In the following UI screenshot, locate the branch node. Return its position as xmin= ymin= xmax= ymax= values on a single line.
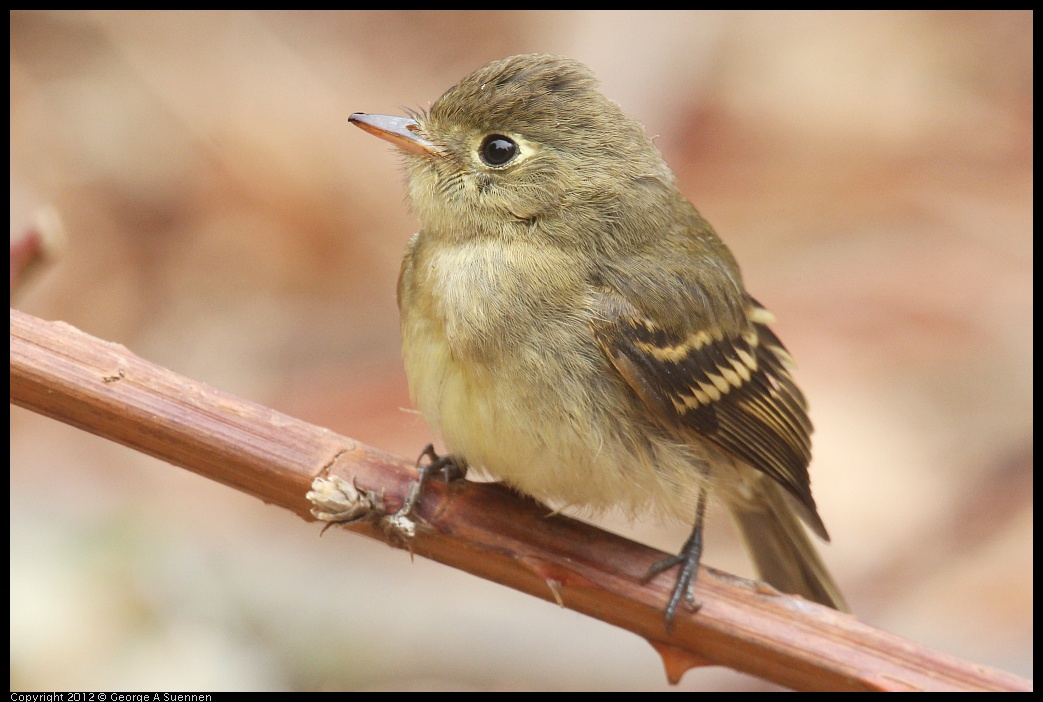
xmin=308 ymin=475 xmax=384 ymax=524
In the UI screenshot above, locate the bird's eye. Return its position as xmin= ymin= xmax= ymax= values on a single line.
xmin=479 ymin=134 xmax=518 ymax=166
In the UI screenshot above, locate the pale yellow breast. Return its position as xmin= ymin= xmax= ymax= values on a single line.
xmin=398 ymin=235 xmax=711 ymax=517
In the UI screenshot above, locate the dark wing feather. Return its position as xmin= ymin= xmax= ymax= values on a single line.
xmin=591 ymin=292 xmax=826 ymax=539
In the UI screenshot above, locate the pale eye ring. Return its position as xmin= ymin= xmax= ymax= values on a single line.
xmin=479 ymin=134 xmax=518 ymax=166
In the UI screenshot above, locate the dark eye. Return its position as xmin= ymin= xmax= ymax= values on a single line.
xmin=479 ymin=134 xmax=518 ymax=166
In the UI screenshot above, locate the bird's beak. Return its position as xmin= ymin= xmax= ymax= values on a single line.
xmin=349 ymin=113 xmax=441 ymax=157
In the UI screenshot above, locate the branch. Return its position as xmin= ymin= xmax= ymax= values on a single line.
xmin=9 ymin=307 xmax=1031 ymax=691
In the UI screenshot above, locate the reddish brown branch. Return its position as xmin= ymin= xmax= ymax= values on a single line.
xmin=9 ymin=308 xmax=1032 ymax=691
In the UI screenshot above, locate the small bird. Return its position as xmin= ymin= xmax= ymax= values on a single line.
xmin=350 ymin=53 xmax=847 ymax=629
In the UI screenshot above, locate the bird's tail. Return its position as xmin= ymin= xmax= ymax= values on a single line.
xmin=729 ymin=477 xmax=849 ymax=611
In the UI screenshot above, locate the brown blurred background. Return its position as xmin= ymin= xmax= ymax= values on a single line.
xmin=10 ymin=10 xmax=1032 ymax=691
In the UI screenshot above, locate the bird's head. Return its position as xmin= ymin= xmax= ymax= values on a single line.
xmin=351 ymin=54 xmax=675 ymax=249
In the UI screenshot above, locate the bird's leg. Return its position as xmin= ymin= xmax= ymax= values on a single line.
xmin=643 ymin=487 xmax=708 ymax=633
xmin=393 ymin=443 xmax=468 ymax=521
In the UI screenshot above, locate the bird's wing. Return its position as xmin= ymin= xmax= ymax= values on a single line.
xmin=590 ymin=290 xmax=826 ymax=539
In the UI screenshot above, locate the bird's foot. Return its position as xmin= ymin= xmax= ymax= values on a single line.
xmin=643 ymin=489 xmax=707 ymax=633
xmin=386 ymin=444 xmax=468 ymax=538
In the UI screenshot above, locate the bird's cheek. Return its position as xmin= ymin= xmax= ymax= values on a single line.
xmin=499 ymin=180 xmax=562 ymax=218
xmin=474 ymin=172 xmax=494 ymax=194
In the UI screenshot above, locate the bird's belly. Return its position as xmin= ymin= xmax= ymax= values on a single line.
xmin=402 ymin=309 xmax=709 ymax=517
xmin=403 ymin=311 xmax=592 ymax=500
xmin=397 ymin=237 xmax=711 ymax=516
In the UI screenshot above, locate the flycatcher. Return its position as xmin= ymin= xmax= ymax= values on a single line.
xmin=350 ymin=53 xmax=847 ymax=628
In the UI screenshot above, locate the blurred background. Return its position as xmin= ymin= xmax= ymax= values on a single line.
xmin=10 ymin=10 xmax=1032 ymax=691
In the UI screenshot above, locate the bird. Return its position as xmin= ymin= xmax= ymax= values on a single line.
xmin=349 ymin=53 xmax=847 ymax=630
